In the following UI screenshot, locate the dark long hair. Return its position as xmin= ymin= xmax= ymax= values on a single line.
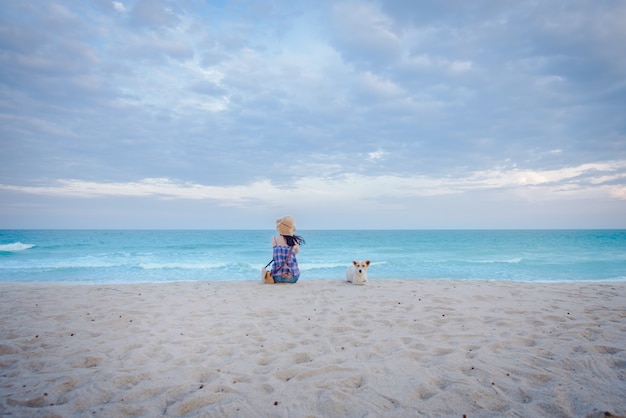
xmin=283 ymin=234 xmax=305 ymax=247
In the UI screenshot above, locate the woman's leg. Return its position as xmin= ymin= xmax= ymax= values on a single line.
xmin=272 ymin=274 xmax=299 ymax=284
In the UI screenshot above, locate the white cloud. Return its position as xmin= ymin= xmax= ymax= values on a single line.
xmin=359 ymin=71 xmax=402 ymax=98
xmin=610 ymin=186 xmax=626 ymax=200
xmin=0 ymin=178 xmax=271 ymax=203
xmin=3 ymin=161 xmax=625 ymax=207
xmin=368 ymin=149 xmax=386 ymax=160
xmin=113 ymin=2 xmax=126 ymax=13
xmin=403 ymin=54 xmax=473 ymax=75
xmin=535 ymin=75 xmax=565 ymax=87
xmin=449 ymin=60 xmax=473 ymax=73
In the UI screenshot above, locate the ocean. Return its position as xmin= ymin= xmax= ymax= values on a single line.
xmin=1 ymin=230 xmax=625 ymax=284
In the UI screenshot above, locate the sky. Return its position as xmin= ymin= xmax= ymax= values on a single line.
xmin=1 ymin=0 xmax=625 ymax=229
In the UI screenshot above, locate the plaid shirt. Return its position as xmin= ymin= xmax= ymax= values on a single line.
xmin=271 ymin=245 xmax=299 ymax=277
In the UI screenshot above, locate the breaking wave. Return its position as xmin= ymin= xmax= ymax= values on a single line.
xmin=0 ymin=242 xmax=35 ymax=252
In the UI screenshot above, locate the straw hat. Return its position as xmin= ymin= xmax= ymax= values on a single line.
xmin=276 ymin=216 xmax=296 ymax=236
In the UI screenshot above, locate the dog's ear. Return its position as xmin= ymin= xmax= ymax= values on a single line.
xmin=352 ymin=261 xmax=359 ymax=266
xmin=365 ymin=260 xmax=371 ymax=266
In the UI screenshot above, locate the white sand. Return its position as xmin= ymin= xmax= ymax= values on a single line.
xmin=1 ymin=280 xmax=625 ymax=417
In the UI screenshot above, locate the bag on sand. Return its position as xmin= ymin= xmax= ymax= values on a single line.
xmin=262 ymin=260 xmax=274 ymax=284
xmin=261 ymin=267 xmax=274 ymax=284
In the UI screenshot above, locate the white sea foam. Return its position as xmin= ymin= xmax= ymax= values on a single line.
xmin=0 ymin=242 xmax=35 ymax=252
xmin=299 ymin=262 xmax=348 ymax=270
xmin=139 ymin=262 xmax=228 ymax=270
xmin=475 ymin=257 xmax=523 ymax=264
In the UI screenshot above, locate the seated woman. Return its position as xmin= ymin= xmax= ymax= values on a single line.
xmin=269 ymin=216 xmax=305 ymax=284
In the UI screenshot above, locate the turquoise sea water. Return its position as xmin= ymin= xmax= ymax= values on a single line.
xmin=1 ymin=230 xmax=625 ymax=284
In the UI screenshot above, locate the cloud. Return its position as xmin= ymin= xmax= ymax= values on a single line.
xmin=3 ymin=161 xmax=624 ymax=208
xmin=112 ymin=2 xmax=126 ymax=13
xmin=130 ymin=0 xmax=180 ymax=28
xmin=331 ymin=0 xmax=402 ymax=65
xmin=368 ymin=149 xmax=386 ymax=161
xmin=0 ymin=1 xmax=625 ymax=228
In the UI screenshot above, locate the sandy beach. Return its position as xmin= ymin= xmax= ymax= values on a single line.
xmin=1 ymin=279 xmax=625 ymax=417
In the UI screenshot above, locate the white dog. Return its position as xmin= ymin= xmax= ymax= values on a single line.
xmin=346 ymin=260 xmax=370 ymax=284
